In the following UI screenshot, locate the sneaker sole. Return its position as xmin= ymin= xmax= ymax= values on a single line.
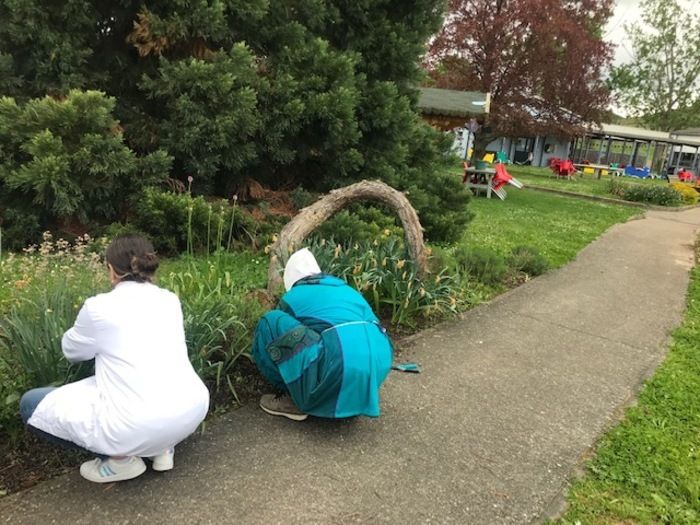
xmin=80 ymin=461 xmax=147 ymax=483
xmin=152 ymin=459 xmax=174 ymax=472
xmin=259 ymin=403 xmax=308 ymax=421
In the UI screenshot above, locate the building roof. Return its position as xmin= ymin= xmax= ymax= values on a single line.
xmin=417 ymin=87 xmax=490 ymax=117
xmin=590 ymin=123 xmax=700 ymax=147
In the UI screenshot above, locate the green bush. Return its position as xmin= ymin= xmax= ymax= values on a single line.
xmin=289 ymin=186 xmax=317 ymax=210
xmin=608 ymin=179 xmax=682 ymax=206
xmin=161 ymin=255 xmax=266 ymax=399
xmin=0 ymin=234 xmax=108 ymax=444
xmin=507 ymin=246 xmax=550 ymax=277
xmin=302 ymin=237 xmax=465 ymax=327
xmin=384 ymin=133 xmax=475 ymax=244
xmin=130 ymin=188 xmax=273 ymax=256
xmin=0 ymin=90 xmax=172 ymax=248
xmin=316 ymin=205 xmax=403 ymax=244
xmin=453 ymin=246 xmax=508 ymax=286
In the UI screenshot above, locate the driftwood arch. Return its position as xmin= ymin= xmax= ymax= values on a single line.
xmin=267 ymin=180 xmax=428 ymax=295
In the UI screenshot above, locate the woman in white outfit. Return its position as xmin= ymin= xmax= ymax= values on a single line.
xmin=20 ymin=235 xmax=210 ymax=483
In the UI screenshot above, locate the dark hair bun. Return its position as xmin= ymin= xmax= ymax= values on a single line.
xmin=106 ymin=234 xmax=158 ymax=283
xmin=131 ymin=252 xmax=159 ymax=278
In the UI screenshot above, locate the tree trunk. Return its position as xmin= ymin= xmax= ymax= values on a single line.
xmin=267 ymin=180 xmax=428 ymax=295
xmin=471 ymin=132 xmax=498 ymax=162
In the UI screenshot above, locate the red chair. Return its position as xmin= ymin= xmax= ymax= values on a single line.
xmin=490 ymin=164 xmax=524 ymax=199
xmin=678 ymin=169 xmax=695 ymax=183
xmin=551 ymin=159 xmax=575 ymax=179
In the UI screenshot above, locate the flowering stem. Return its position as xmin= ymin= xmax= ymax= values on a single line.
xmin=227 ymin=195 xmax=238 ymax=252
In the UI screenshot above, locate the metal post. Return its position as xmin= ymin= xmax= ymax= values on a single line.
xmin=604 ymin=136 xmax=613 ymax=164
xmin=675 ymin=144 xmax=683 ymax=171
xmin=596 ymin=136 xmax=605 ymax=164
xmin=645 ymin=140 xmax=655 ymax=168
xmin=692 ymin=146 xmax=699 ymax=173
xmin=630 ymin=141 xmax=639 ymax=166
xmin=665 ymin=143 xmax=675 ymax=174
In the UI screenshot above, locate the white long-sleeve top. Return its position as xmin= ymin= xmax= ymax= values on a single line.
xmin=28 ymin=281 xmax=210 ymax=457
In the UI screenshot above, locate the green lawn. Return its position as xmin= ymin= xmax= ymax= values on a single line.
xmin=554 ymin=256 xmax=700 ymax=524
xmin=508 ymin=165 xmax=667 ymax=200
xmin=461 ymin=186 xmax=639 ymax=268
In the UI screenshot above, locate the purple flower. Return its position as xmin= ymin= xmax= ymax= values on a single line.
xmin=187 ymin=175 xmax=194 ymax=183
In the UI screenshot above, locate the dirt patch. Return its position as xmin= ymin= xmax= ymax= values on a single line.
xmin=0 ymin=436 xmax=89 ymax=496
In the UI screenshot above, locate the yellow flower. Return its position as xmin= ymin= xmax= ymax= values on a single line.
xmin=426 ymin=247 xmax=433 ymax=256
xmin=382 ymin=257 xmax=387 ymax=267
xmin=396 ymin=259 xmax=405 ymax=269
xmin=419 ymin=287 xmax=426 ymax=297
xmin=382 ymin=229 xmax=391 ymax=237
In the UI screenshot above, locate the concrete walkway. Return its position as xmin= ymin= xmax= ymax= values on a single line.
xmin=3 ymin=208 xmax=700 ymax=525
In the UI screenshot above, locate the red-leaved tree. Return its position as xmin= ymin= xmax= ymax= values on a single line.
xmin=426 ymin=0 xmax=614 ymax=157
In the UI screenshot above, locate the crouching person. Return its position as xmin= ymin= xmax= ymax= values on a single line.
xmin=20 ymin=235 xmax=210 ymax=483
xmin=253 ymin=248 xmax=393 ymax=421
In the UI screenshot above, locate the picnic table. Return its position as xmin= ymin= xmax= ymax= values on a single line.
xmin=464 ymin=166 xmax=497 ymax=199
xmin=573 ymin=163 xmax=624 ymax=179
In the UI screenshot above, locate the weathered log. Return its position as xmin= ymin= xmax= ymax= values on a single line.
xmin=267 ymin=180 xmax=427 ymax=295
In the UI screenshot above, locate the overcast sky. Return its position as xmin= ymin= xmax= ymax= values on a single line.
xmin=604 ymin=0 xmax=643 ymax=66
xmin=604 ymin=0 xmax=698 ymax=66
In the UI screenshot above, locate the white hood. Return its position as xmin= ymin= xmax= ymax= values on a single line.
xmin=284 ymin=248 xmax=322 ymax=291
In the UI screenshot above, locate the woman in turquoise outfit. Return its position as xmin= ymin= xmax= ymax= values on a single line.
xmin=253 ymin=248 xmax=393 ymax=421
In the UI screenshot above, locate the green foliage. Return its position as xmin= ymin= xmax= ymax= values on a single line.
xmin=305 ymin=237 xmax=466 ymax=328
xmin=316 ymin=205 xmax=403 ymax=244
xmin=670 ymin=182 xmax=700 ymax=205
xmin=0 ymin=0 xmax=454 ymax=240
xmin=288 ymin=186 xmax=317 ymax=210
xmin=130 ymin=188 xmax=272 ymax=255
xmin=453 ymin=246 xmax=508 ymax=286
xmin=160 ymin=254 xmax=266 ymax=400
xmin=0 ymin=239 xmax=268 ymax=444
xmin=609 ymin=178 xmax=682 ymax=206
xmin=139 ymin=45 xmax=260 ymax=193
xmin=0 ymin=234 xmax=108 ymax=443
xmin=556 ymin=261 xmax=700 ymax=524
xmin=610 ymin=0 xmax=700 ymax=131
xmin=507 ymin=246 xmax=549 ymax=277
xmin=0 ymin=90 xmax=171 ymax=247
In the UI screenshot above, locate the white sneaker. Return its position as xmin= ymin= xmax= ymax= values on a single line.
xmin=80 ymin=457 xmax=146 ymax=483
xmin=151 ymin=448 xmax=175 ymax=471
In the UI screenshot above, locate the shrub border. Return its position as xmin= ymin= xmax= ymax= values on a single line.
xmin=524 ymin=185 xmax=699 ymax=212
